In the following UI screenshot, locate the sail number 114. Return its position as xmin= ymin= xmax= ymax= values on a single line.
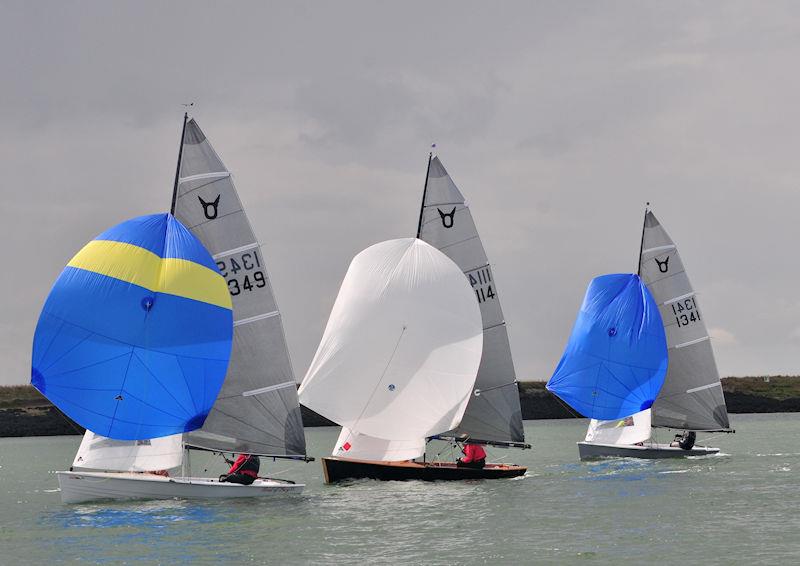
xmin=671 ymin=296 xmax=701 ymax=327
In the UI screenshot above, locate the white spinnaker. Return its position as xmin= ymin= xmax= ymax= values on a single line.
xmin=332 ymin=427 xmax=425 ymax=461
xmin=299 ymin=238 xmax=483 ymax=441
xmin=584 ymin=409 xmax=652 ymax=446
xmin=72 ymin=431 xmax=183 ymax=472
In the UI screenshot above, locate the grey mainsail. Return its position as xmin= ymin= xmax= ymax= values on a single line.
xmin=175 ymin=118 xmax=307 ymax=457
xmin=417 ymin=155 xmax=525 ymax=444
xmin=639 ymin=211 xmax=730 ymax=431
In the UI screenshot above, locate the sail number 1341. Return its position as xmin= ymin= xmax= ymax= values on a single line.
xmin=671 ymin=296 xmax=701 ymax=328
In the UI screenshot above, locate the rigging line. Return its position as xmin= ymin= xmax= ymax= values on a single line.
xmin=551 ymin=390 xmax=583 ymax=419
xmin=50 ymin=404 xmax=85 ymax=436
xmin=350 ymin=325 xmax=407 ymax=436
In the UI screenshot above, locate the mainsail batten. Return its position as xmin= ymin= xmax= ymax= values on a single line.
xmin=639 ymin=211 xmax=731 ymax=432
xmin=417 ymin=156 xmax=524 ymax=444
xmin=176 ymin=118 xmax=307 ymax=457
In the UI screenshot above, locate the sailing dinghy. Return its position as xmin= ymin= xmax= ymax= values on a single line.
xmin=54 ymin=115 xmax=311 ymax=503
xmin=303 ymin=155 xmax=527 ymax=482
xmin=547 ymin=210 xmax=732 ymax=460
xmin=575 ymin=210 xmax=732 ymax=459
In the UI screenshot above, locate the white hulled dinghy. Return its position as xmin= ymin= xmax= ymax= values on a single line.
xmin=304 ymin=155 xmax=527 ymax=483
xmin=575 ymin=210 xmax=733 ymax=460
xmin=547 ymin=274 xmax=671 ymax=460
xmin=57 ymin=115 xmax=311 ymax=503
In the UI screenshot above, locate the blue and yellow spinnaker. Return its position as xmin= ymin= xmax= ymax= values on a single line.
xmin=31 ymin=213 xmax=233 ymax=440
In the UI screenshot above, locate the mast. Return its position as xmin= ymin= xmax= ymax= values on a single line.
xmin=170 ymin=112 xmax=189 ymax=215
xmin=415 ymin=152 xmax=433 ymax=238
xmin=637 ymin=202 xmax=649 ymax=276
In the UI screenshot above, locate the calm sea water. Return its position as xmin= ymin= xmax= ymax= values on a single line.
xmin=1 ymin=414 xmax=798 ymax=565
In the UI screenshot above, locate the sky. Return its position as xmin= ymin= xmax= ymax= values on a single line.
xmin=2 ymin=1 xmax=799 ymax=386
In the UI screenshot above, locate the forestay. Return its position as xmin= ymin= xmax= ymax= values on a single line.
xmin=299 ymin=238 xmax=484 ymax=441
xmin=417 ymin=156 xmax=524 ymax=444
xmin=639 ymin=211 xmax=730 ymax=431
xmin=73 ymin=431 xmax=183 ymax=473
xmin=547 ymin=274 xmax=668 ymax=420
xmin=585 ymin=409 xmax=652 ymax=446
xmin=175 ymin=118 xmax=307 ymax=457
xmin=333 ymin=427 xmax=426 ymax=461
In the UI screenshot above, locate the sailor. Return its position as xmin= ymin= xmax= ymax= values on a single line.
xmin=456 ymin=443 xmax=487 ymax=469
xmin=670 ymin=431 xmax=696 ymax=450
xmin=219 ymin=453 xmax=260 ymax=485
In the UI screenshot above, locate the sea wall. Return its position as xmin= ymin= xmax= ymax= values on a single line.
xmin=2 ymin=377 xmax=799 ymax=437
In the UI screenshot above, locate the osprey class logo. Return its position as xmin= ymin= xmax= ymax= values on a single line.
xmin=655 ymin=256 xmax=670 ymax=273
xmin=437 ymin=207 xmax=456 ymax=229
xmin=198 ymin=194 xmax=221 ymax=220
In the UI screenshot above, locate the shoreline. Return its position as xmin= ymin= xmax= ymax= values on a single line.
xmin=2 ymin=376 xmax=798 ymax=438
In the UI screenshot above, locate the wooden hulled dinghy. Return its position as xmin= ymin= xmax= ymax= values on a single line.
xmin=320 ymin=457 xmax=526 ymax=483
xmin=300 ymin=154 xmax=530 ymax=483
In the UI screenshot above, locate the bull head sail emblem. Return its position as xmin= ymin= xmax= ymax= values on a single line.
xmin=655 ymin=256 xmax=670 ymax=273
xmin=198 ymin=194 xmax=221 ymax=220
xmin=437 ymin=207 xmax=456 ymax=229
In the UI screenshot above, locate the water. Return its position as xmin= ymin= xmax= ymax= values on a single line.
xmin=1 ymin=414 xmax=797 ymax=565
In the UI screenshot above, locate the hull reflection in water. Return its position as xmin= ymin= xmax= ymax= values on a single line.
xmin=57 ymin=471 xmax=303 ymax=504
xmin=321 ymin=457 xmax=526 ymax=483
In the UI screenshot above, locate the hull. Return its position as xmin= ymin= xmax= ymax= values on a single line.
xmin=57 ymin=471 xmax=304 ymax=504
xmin=578 ymin=441 xmax=720 ymax=461
xmin=321 ymin=457 xmax=526 ymax=484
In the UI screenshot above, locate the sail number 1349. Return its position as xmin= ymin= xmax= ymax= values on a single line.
xmin=216 ymin=251 xmax=266 ymax=296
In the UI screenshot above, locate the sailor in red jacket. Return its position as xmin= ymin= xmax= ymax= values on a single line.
xmin=219 ymin=453 xmax=260 ymax=485
xmin=456 ymin=443 xmax=487 ymax=469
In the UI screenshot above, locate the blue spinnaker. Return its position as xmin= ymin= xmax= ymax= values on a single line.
xmin=31 ymin=214 xmax=233 ymax=440
xmin=546 ymin=274 xmax=667 ymax=420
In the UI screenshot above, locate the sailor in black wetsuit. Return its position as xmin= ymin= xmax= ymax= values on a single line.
xmin=670 ymin=431 xmax=696 ymax=450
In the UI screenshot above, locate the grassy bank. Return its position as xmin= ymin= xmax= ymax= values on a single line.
xmin=2 ymin=376 xmax=799 ymax=437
